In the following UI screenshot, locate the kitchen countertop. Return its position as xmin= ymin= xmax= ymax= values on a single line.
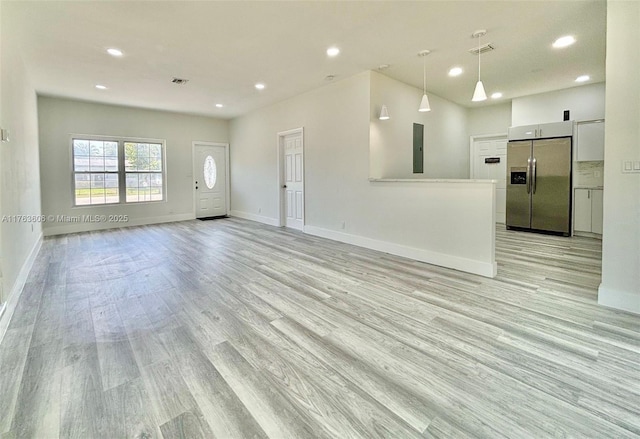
xmin=574 ymin=185 xmax=604 ymax=189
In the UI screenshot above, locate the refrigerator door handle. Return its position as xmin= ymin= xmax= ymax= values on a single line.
xmin=532 ymin=158 xmax=538 ymax=194
xmin=526 ymin=157 xmax=532 ymax=194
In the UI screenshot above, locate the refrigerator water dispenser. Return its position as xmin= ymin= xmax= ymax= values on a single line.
xmin=510 ymin=169 xmax=527 ymax=185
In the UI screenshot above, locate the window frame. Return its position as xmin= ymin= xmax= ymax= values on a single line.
xmin=70 ymin=134 xmax=167 ymax=207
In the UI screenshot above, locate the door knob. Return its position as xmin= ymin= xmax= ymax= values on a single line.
xmin=282 ymin=184 xmax=287 ymax=188
xmin=195 ymin=186 xmax=198 ymax=190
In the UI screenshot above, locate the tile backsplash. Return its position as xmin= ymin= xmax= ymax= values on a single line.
xmin=574 ymin=161 xmax=604 ymax=187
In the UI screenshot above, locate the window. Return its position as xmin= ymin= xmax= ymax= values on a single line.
xmin=203 ymin=155 xmax=217 ymax=189
xmin=72 ymin=137 xmax=165 ymax=206
xmin=73 ymin=139 xmax=120 ymax=205
xmin=124 ymin=142 xmax=164 ymax=202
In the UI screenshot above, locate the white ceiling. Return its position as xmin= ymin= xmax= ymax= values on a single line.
xmin=4 ymin=1 xmax=606 ymax=119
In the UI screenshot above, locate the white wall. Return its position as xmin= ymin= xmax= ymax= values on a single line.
xmin=512 ymin=82 xmax=605 ymax=126
xmin=0 ymin=0 xmax=4 ymax=306
xmin=369 ymin=71 xmax=469 ymax=179
xmin=0 ymin=7 xmax=43 ymax=308
xmin=467 ymin=102 xmax=512 ymax=137
xmin=598 ymin=0 xmax=640 ymax=314
xmin=230 ymin=72 xmax=371 ymax=228
xmin=230 ymin=71 xmax=496 ymax=277
xmin=38 ymin=97 xmax=228 ymax=235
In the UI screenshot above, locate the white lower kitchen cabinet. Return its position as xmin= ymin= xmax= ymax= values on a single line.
xmin=574 ymin=188 xmax=603 ymax=235
xmin=591 ymin=189 xmax=603 ymax=234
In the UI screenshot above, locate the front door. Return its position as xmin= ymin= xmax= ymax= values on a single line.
xmin=194 ymin=143 xmax=227 ymax=219
xmin=282 ymin=131 xmax=304 ymax=230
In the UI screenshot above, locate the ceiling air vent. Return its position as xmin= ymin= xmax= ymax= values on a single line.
xmin=171 ymin=77 xmax=189 ymax=85
xmin=469 ymin=43 xmax=495 ymax=55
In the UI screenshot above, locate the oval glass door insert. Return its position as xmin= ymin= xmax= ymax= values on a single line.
xmin=204 ymin=155 xmax=217 ymax=189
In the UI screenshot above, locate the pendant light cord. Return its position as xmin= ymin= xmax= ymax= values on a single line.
xmin=477 ymin=33 xmax=482 ymax=81
xmin=423 ymin=55 xmax=427 ymax=93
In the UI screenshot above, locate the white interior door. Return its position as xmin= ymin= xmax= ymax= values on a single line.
xmin=282 ymin=131 xmax=304 ymax=230
xmin=194 ymin=143 xmax=227 ymax=219
xmin=472 ymin=136 xmax=507 ymax=223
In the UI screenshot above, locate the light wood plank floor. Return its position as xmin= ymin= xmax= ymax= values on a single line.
xmin=1 ymin=218 xmax=639 ymax=438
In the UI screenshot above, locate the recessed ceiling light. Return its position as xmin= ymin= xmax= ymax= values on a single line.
xmin=552 ymin=36 xmax=576 ymax=48
xmin=491 ymin=92 xmax=503 ymax=99
xmin=215 ymin=103 xmax=224 ymax=108
xmin=107 ymin=48 xmax=123 ymax=57
xmin=378 ymin=64 xmax=390 ymax=70
xmin=448 ymin=67 xmax=463 ymax=77
xmin=575 ymin=75 xmax=590 ymax=82
xmin=326 ymin=47 xmax=340 ymax=57
xmin=255 ymin=83 xmax=265 ymax=90
xmin=95 ymin=84 xmax=107 ymax=90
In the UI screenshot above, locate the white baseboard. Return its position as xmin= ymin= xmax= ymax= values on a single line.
xmin=0 ymin=233 xmax=43 ymax=344
xmin=230 ymin=210 xmax=280 ymax=227
xmin=598 ymin=284 xmax=640 ymax=315
xmin=573 ymin=230 xmax=603 ymax=240
xmin=42 ymin=213 xmax=195 ymax=236
xmin=303 ymin=225 xmax=497 ymax=278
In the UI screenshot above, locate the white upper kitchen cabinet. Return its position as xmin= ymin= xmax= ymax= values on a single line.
xmin=576 ymin=120 xmax=605 ymax=161
xmin=508 ymin=121 xmax=573 ymax=140
xmin=538 ymin=121 xmax=574 ymax=138
xmin=508 ymin=124 xmax=539 ymax=140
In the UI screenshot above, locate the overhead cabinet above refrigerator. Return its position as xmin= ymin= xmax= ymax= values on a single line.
xmin=507 ymin=121 xmax=573 ymax=141
xmin=506 ymin=121 xmax=573 ymax=236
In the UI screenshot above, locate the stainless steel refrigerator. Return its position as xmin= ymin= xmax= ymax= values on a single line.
xmin=506 ymin=137 xmax=572 ymax=235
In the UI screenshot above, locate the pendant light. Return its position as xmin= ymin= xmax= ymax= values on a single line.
xmin=379 ymin=104 xmax=390 ymax=120
xmin=418 ymin=50 xmax=431 ymax=112
xmin=472 ymin=30 xmax=487 ymax=102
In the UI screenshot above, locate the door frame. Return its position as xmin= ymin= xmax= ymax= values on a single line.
xmin=276 ymin=127 xmax=304 ymax=228
xmin=192 ymin=141 xmax=230 ymax=218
